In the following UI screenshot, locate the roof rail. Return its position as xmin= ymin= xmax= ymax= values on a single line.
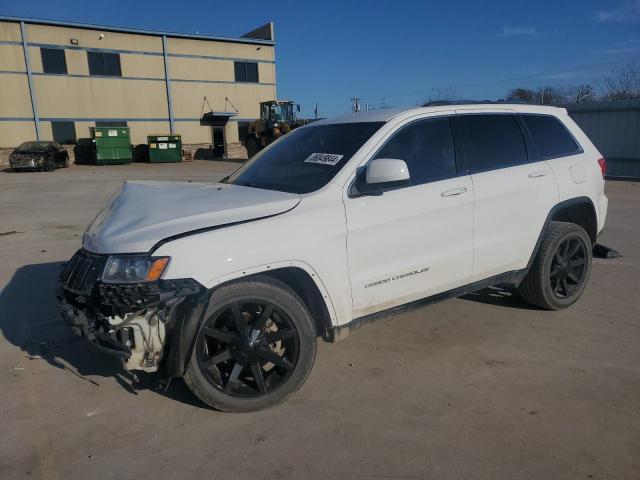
xmin=422 ymin=99 xmax=526 ymax=107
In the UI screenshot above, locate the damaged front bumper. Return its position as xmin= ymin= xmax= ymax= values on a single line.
xmin=56 ymin=249 xmax=203 ymax=373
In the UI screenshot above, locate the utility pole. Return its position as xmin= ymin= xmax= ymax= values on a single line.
xmin=351 ymin=97 xmax=361 ymax=113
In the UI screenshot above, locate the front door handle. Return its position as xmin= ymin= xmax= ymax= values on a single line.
xmin=441 ymin=187 xmax=467 ymax=197
xmin=528 ymin=170 xmax=549 ymax=178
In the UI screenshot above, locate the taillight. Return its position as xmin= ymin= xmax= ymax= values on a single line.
xmin=597 ymin=158 xmax=607 ymax=179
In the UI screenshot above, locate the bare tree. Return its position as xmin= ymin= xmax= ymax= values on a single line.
xmin=505 ymin=84 xmax=595 ymax=105
xmin=600 ymin=63 xmax=640 ymax=100
xmin=558 ymin=84 xmax=596 ymax=104
xmin=507 ymin=88 xmax=537 ymax=103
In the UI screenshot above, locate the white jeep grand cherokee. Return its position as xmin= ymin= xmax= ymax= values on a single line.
xmin=58 ymin=103 xmax=608 ymax=412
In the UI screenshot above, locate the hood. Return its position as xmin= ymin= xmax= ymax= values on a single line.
xmin=83 ymin=181 xmax=300 ymax=254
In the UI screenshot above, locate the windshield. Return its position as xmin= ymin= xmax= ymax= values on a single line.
xmin=272 ymin=104 xmax=283 ymax=120
xmin=229 ymin=122 xmax=384 ymax=194
xmin=17 ymin=141 xmax=51 ymax=152
xmin=270 ymin=103 xmax=294 ymax=122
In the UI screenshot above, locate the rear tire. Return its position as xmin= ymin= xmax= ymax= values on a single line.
xmin=519 ymin=221 xmax=592 ymax=310
xmin=184 ymin=276 xmax=317 ymax=412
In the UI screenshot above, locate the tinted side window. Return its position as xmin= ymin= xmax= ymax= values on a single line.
xmin=52 ymin=121 xmax=76 ymax=144
xmin=374 ymin=117 xmax=456 ymax=186
xmin=456 ymin=115 xmax=527 ymax=173
xmin=41 ymin=48 xmax=67 ymax=74
xmin=521 ymin=114 xmax=581 ymax=159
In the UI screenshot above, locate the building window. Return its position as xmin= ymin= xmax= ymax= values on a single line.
xmin=87 ymin=51 xmax=122 ymax=76
xmin=234 ymin=61 xmax=259 ymax=83
xmin=51 ymin=121 xmax=76 ymax=144
xmin=95 ymin=120 xmax=128 ymax=127
xmin=41 ymin=48 xmax=67 ymax=74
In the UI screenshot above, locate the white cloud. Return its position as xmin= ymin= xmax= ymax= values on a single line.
xmin=595 ymin=0 xmax=640 ymax=23
xmin=602 ymin=38 xmax=640 ymax=54
xmin=502 ymin=25 xmax=537 ymax=36
xmin=603 ymin=47 xmax=640 ymax=54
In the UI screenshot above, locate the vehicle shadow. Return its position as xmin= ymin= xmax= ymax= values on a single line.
xmin=460 ymin=285 xmax=542 ymax=310
xmin=0 ymin=261 xmax=208 ymax=409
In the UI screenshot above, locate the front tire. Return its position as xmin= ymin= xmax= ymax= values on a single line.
xmin=519 ymin=221 xmax=592 ymax=310
xmin=184 ymin=276 xmax=317 ymax=412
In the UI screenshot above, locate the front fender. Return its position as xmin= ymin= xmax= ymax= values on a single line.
xmin=164 ymin=261 xmax=338 ymax=378
xmin=200 ymin=260 xmax=338 ymax=325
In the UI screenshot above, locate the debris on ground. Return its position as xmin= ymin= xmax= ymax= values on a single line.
xmin=0 ymin=230 xmax=24 ymax=236
xmin=593 ymin=243 xmax=623 ymax=258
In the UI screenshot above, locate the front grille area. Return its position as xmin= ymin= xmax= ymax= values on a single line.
xmin=59 ymin=249 xmax=106 ymax=294
xmin=12 ymin=157 xmax=38 ymax=168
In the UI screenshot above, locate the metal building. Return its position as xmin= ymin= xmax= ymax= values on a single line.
xmin=567 ymin=100 xmax=640 ymax=179
xmin=0 ymin=16 xmax=277 ymax=157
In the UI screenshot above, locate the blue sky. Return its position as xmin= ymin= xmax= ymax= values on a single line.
xmin=1 ymin=0 xmax=639 ymax=117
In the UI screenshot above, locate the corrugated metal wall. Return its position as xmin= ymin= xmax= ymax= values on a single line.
xmin=567 ymin=100 xmax=640 ymax=179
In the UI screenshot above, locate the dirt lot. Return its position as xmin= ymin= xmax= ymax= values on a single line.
xmin=1 ymin=162 xmax=638 ymax=480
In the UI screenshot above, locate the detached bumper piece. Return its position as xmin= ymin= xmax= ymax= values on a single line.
xmin=57 ymin=249 xmax=203 ymax=370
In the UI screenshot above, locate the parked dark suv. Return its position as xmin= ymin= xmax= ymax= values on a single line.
xmin=9 ymin=141 xmax=70 ymax=172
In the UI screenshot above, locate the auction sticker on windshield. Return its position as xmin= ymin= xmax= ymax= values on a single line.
xmin=304 ymin=153 xmax=344 ymax=166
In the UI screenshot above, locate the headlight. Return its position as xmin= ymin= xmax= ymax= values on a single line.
xmin=102 ymin=255 xmax=170 ymax=284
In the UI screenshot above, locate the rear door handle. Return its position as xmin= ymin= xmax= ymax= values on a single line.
xmin=441 ymin=187 xmax=467 ymax=197
xmin=528 ymin=170 xmax=549 ymax=178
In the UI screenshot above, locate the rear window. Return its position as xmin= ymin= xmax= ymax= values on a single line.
xmin=454 ymin=114 xmax=528 ymax=173
xmin=521 ymin=114 xmax=581 ymax=159
xmin=17 ymin=141 xmax=51 ymax=152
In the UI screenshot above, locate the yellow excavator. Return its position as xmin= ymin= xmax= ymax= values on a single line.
xmin=244 ymin=100 xmax=307 ymax=157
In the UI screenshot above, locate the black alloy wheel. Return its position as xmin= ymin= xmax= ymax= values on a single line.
xmin=549 ymin=236 xmax=588 ymax=298
xmin=196 ymin=300 xmax=299 ymax=397
xmin=519 ymin=221 xmax=592 ymax=310
xmin=184 ymin=277 xmax=317 ymax=412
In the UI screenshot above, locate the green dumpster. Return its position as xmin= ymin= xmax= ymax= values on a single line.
xmin=90 ymin=127 xmax=132 ymax=165
xmin=147 ymin=134 xmax=182 ymax=163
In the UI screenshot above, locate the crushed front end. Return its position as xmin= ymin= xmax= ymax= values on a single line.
xmin=56 ymin=249 xmax=203 ymax=374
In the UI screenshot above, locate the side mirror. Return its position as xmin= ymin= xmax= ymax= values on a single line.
xmin=356 ymin=158 xmax=410 ymax=195
xmin=296 ymin=104 xmax=301 ymax=112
